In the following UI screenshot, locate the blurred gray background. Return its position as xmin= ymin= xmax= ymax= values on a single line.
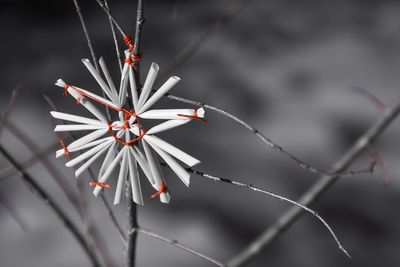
xmin=1 ymin=0 xmax=400 ymax=266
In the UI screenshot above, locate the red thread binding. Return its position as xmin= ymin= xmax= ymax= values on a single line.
xmin=177 ymin=109 xmax=207 ymax=122
xmin=59 ymin=139 xmax=71 ymax=158
xmin=150 ymin=181 xmax=168 ymax=199
xmin=123 ymin=35 xmax=142 ymax=66
xmin=89 ymin=182 xmax=111 ymax=189
xmin=123 ymin=35 xmax=134 ymax=51
xmin=76 ymin=96 xmax=82 ymax=105
xmin=63 ymin=84 xmax=70 ymax=96
xmin=108 ymin=124 xmax=147 ymax=146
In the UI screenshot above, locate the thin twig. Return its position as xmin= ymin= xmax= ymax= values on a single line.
xmin=44 ymin=94 xmax=126 ymax=243
xmin=95 ymin=0 xmax=126 ymax=36
xmin=73 ymin=0 xmax=99 ymax=71
xmin=0 ymin=89 xmax=29 ymax=232
xmin=0 ymin=145 xmax=101 ymax=267
xmin=3 ymin=120 xmax=82 ymax=216
xmin=72 ymin=0 xmax=112 ymax=121
xmin=129 ymin=227 xmax=226 ymax=267
xmin=0 ymin=191 xmax=29 ymax=232
xmin=227 ymin=101 xmax=400 ymax=267
xmin=164 ymin=93 xmax=375 ymax=177
xmin=104 ymin=0 xmax=123 ymax=73
xmin=126 ymin=1 xmax=145 ymax=266
xmin=0 ymin=143 xmax=58 ymax=180
xmin=162 ymin=164 xmax=362 ymax=257
xmin=161 ymin=0 xmax=252 ymax=79
xmin=0 ymin=85 xmax=20 ymax=137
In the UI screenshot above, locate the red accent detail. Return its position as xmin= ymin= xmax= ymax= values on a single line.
xmin=123 ymin=35 xmax=134 ymax=51
xmin=177 ymin=109 xmax=207 ymax=122
xmin=76 ymin=96 xmax=82 ymax=105
xmin=63 ymin=84 xmax=70 ymax=96
xmin=108 ymin=123 xmax=147 ymax=146
xmin=64 ymin=83 xmax=148 ymax=146
xmin=59 ymin=139 xmax=71 ymax=158
xmin=89 ymin=182 xmax=111 ymax=189
xmin=123 ymin=35 xmax=142 ymax=66
xmin=71 ymin=86 xmax=121 ymax=112
xmin=150 ymin=181 xmax=168 ymax=199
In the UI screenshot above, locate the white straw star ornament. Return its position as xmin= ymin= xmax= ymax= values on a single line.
xmin=51 ymin=56 xmax=206 ymax=205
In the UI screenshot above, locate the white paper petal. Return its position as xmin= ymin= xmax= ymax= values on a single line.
xmin=138 ymin=109 xmax=198 ymax=120
xmin=99 ymin=57 xmax=119 ymax=101
xmin=69 ymin=85 xmax=120 ymax=111
xmin=146 ymin=119 xmax=191 ymax=135
xmin=145 ymin=139 xmax=190 ymax=186
xmin=66 ymin=139 xmax=113 ymax=167
xmin=68 ymin=128 xmax=108 ymax=150
xmin=50 ymin=111 xmax=105 ymax=126
xmin=138 ymin=76 xmax=180 ymax=114
xmin=93 ymin=147 xmax=126 ymax=196
xmin=82 ymin=58 xmax=119 ymax=104
xmin=54 ymin=124 xmax=107 ymax=132
xmin=56 ymin=137 xmax=113 ymax=158
xmin=129 ymin=146 xmax=154 ymax=185
xmin=143 ymin=135 xmax=200 ymax=167
xmin=55 ymin=80 xmax=108 ymax=123
xmin=137 ymin=63 xmax=159 ymax=109
xmin=118 ymin=71 xmax=129 ymax=107
xmin=129 ymin=66 xmax=139 ymax=110
xmin=142 ymin=140 xmax=170 ymax=203
xmin=99 ymin=142 xmax=118 ymax=177
xmin=128 ymin=152 xmax=144 ymax=205
xmin=121 ymin=52 xmax=130 ymax=82
xmin=75 ymin=143 xmax=112 ymax=177
xmin=128 ymin=125 xmax=140 ymax=136
xmin=113 ymin=149 xmax=129 ymax=205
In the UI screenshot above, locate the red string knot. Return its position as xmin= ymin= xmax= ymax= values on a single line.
xmin=177 ymin=108 xmax=207 ymax=122
xmin=63 ymin=84 xmax=70 ymax=96
xmin=59 ymin=139 xmax=71 ymax=158
xmin=123 ymin=35 xmax=134 ymax=51
xmin=89 ymin=182 xmax=111 ymax=189
xmin=150 ymin=181 xmax=168 ymax=199
xmin=123 ymin=35 xmax=142 ymax=66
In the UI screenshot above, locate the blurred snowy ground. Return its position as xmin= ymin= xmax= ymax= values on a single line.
xmin=1 ymin=0 xmax=400 ymax=266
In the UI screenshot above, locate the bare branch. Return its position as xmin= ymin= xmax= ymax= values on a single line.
xmin=104 ymin=0 xmax=123 ymax=73
xmin=129 ymin=227 xmax=226 ymax=267
xmin=43 ymin=94 xmax=126 ymax=243
xmin=164 ymin=93 xmax=375 ymax=177
xmin=0 ymin=192 xmax=29 ymax=232
xmin=227 ymin=101 xmax=400 ymax=267
xmin=3 ymin=120 xmax=83 ymax=215
xmin=72 ymin=0 xmax=112 ymax=121
xmin=162 ymin=164 xmax=356 ymax=257
xmin=161 ymin=0 xmax=252 ymax=79
xmin=0 ymin=144 xmax=102 ymax=267
xmin=126 ymin=1 xmax=145 ymax=266
xmin=72 ymin=0 xmax=99 ymax=71
xmin=94 ymin=0 xmax=126 ymax=36
xmin=0 ymin=85 xmax=20 ymax=137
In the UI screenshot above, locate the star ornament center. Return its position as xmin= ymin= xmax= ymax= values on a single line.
xmin=51 ymin=50 xmax=206 ymax=205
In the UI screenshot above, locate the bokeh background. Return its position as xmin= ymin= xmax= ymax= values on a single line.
xmin=1 ymin=0 xmax=400 ymax=266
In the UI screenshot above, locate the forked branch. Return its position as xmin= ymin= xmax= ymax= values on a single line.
xmin=227 ymin=101 xmax=400 ymax=267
